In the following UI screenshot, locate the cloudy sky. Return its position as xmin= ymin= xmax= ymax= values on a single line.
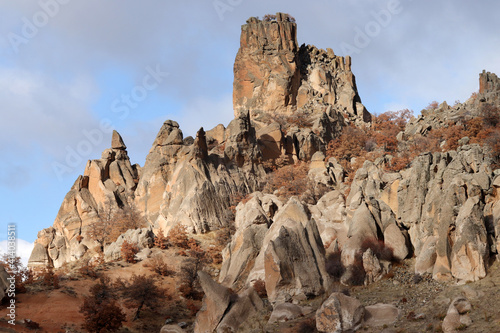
xmin=0 ymin=0 xmax=499 ymax=265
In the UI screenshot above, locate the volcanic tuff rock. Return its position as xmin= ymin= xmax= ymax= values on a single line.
xmin=233 ymin=13 xmax=370 ymax=164
xmin=233 ymin=13 xmax=370 ymax=125
xmin=29 ymin=131 xmax=139 ymax=269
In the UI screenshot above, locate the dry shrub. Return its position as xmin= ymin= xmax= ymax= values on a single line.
xmin=346 ymin=257 xmax=366 ymax=286
xmin=373 ymin=109 xmax=413 ymax=152
xmin=186 ymin=299 xmax=201 ymax=316
xmin=80 ymin=276 xmax=125 ymax=333
xmin=121 ymin=240 xmax=139 ymax=264
xmin=325 ymin=250 xmax=344 ymax=281
xmin=252 ymin=279 xmax=267 ymax=298
xmin=293 ymin=317 xmax=318 ymax=333
xmin=25 ymin=319 xmax=41 ymax=330
xmin=89 ymin=204 xmax=147 ymax=250
xmin=178 ymin=258 xmax=204 ymax=300
xmin=360 ymin=238 xmax=394 ymax=262
xmin=114 ymin=274 xmax=167 ymax=321
xmin=264 ymin=162 xmax=310 ymax=199
xmin=42 ymin=268 xmax=60 ymax=289
xmin=426 ymin=101 xmax=439 ymax=111
xmin=168 ymin=224 xmax=190 ymax=249
xmin=145 ymin=255 xmax=172 ymax=277
xmin=79 ymin=261 xmax=100 ymax=280
xmin=154 ymin=227 xmax=168 ymax=250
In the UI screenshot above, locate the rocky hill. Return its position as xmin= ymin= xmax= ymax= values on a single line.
xmin=5 ymin=12 xmax=500 ymax=333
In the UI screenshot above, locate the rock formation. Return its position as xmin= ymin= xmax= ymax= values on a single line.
xmin=233 ymin=13 xmax=371 ymax=163
xmin=233 ymin=13 xmax=370 ymax=125
xmin=29 ymin=131 xmax=140 ymax=269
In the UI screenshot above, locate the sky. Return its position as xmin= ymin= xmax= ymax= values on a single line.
xmin=0 ymin=0 xmax=499 ymax=266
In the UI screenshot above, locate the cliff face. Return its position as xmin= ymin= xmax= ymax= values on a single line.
xmin=233 ymin=13 xmax=371 ymax=126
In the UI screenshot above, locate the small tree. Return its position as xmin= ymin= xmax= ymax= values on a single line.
xmin=80 ymin=276 xmax=125 ymax=333
xmin=115 ymin=274 xmax=166 ymax=321
xmin=121 ymin=240 xmax=139 ymax=263
xmin=154 ymin=227 xmax=168 ymax=249
xmin=168 ymin=224 xmax=190 ymax=249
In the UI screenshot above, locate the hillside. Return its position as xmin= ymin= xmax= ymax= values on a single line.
xmin=1 ymin=12 xmax=500 ymax=333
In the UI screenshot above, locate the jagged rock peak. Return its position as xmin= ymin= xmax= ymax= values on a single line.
xmin=111 ymin=130 xmax=127 ymax=150
xmin=479 ymin=70 xmax=500 ymax=105
xmin=233 ymin=12 xmax=370 ymax=126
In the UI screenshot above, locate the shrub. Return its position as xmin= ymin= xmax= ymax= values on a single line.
xmin=373 ymin=109 xmax=413 ymax=153
xmin=42 ymin=268 xmax=60 ymax=289
xmin=186 ymin=299 xmax=200 ymax=316
xmin=360 ymin=238 xmax=394 ymax=262
xmin=178 ymin=258 xmax=204 ymax=300
xmin=253 ymin=279 xmax=267 ymax=298
xmin=325 ymin=251 xmax=345 ymax=281
xmin=80 ymin=276 xmax=125 ymax=333
xmin=264 ymin=162 xmax=310 ymax=200
xmin=293 ymin=317 xmax=318 ymax=333
xmin=145 ymin=255 xmax=172 ymax=277
xmin=121 ymin=240 xmax=139 ymax=263
xmin=426 ymin=101 xmax=439 ymax=111
xmin=114 ymin=274 xmax=167 ymax=321
xmin=154 ymin=227 xmax=168 ymax=250
xmin=169 ymin=224 xmax=190 ymax=249
xmin=25 ymin=319 xmax=41 ymax=330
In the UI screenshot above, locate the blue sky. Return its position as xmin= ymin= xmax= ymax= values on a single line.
xmin=0 ymin=0 xmax=499 ymax=264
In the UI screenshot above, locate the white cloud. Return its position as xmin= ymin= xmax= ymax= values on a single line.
xmin=0 ymin=239 xmax=34 ymax=267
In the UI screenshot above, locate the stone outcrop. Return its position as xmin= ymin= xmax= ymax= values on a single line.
xmin=233 ymin=13 xmax=370 ymax=125
xmin=315 ymin=292 xmax=365 ymax=333
xmin=220 ymin=196 xmax=331 ymax=303
xmin=479 ymin=70 xmax=500 ymax=105
xmin=404 ymin=70 xmax=500 ymax=139
xmin=233 ymin=13 xmax=370 ymax=163
xmin=194 ymin=271 xmax=264 ymax=333
xmin=103 ymin=228 xmax=155 ymax=261
xmin=442 ymin=297 xmax=472 ymax=333
xmin=29 ymin=131 xmax=139 ymax=269
xmin=135 ymin=119 xmax=266 ymax=235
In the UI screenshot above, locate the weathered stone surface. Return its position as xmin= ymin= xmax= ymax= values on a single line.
xmin=216 ymin=287 xmax=264 ymax=332
xmin=363 ymin=303 xmax=399 ymax=327
xmin=268 ymin=303 xmax=307 ymax=323
xmin=160 ymin=325 xmax=185 ymax=333
xmin=194 ymin=271 xmax=233 ymax=333
xmin=415 ymin=236 xmax=438 ymax=274
xmin=450 ymin=197 xmax=489 ymax=282
xmin=264 ymin=218 xmax=329 ymax=303
xmin=29 ymin=131 xmax=141 ymax=269
xmin=219 ymin=193 xmax=281 ymax=288
xmin=442 ymin=297 xmax=472 ymax=333
xmin=316 ymin=293 xmax=364 ymax=333
xmin=103 ymin=228 xmax=155 ymax=261
xmin=111 ymin=130 xmax=127 ymax=150
xmin=195 ymin=272 xmax=264 ymax=333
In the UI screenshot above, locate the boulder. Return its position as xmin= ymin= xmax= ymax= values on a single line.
xmin=450 ymin=197 xmax=489 ymax=282
xmin=268 ymin=303 xmax=308 ymax=323
xmin=194 ymin=271 xmax=233 ymax=333
xmin=104 ymin=228 xmax=154 ymax=261
xmin=316 ymin=292 xmax=364 ymax=333
xmin=442 ymin=297 xmax=472 ymax=333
